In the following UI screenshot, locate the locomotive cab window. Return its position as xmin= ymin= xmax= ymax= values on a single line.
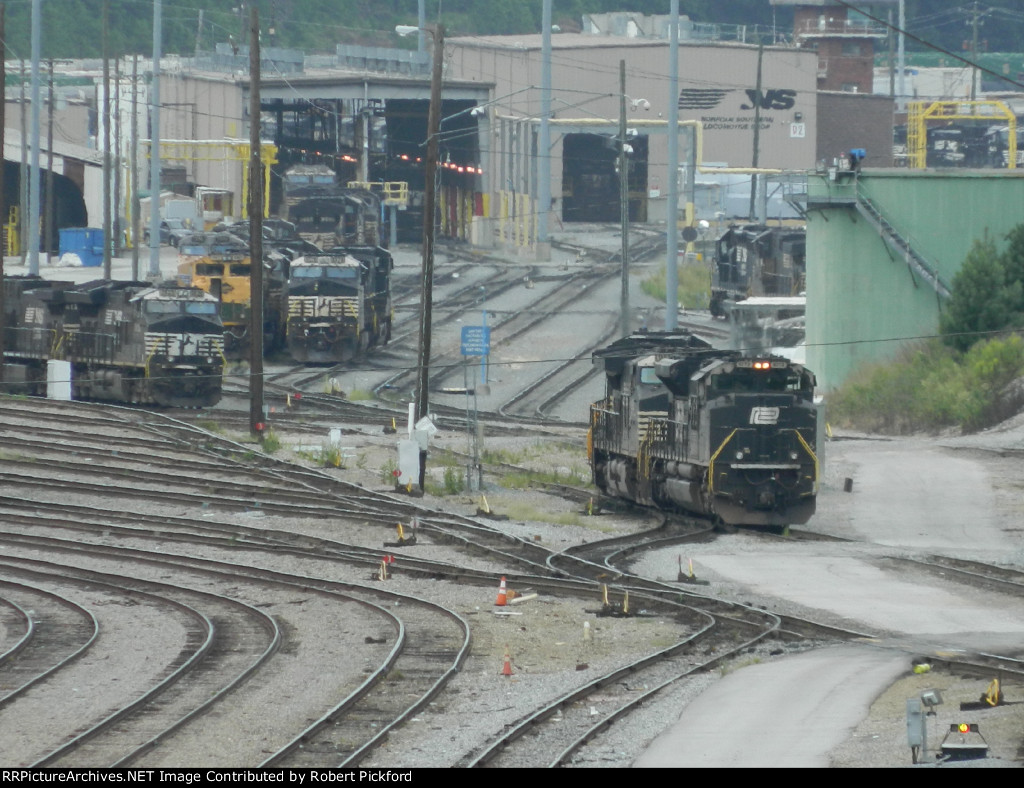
xmin=144 ymin=300 xmax=219 ymax=316
xmin=639 ymin=367 xmax=660 ymax=387
xmin=144 ymin=301 xmax=181 ymax=315
xmin=184 ymin=302 xmax=219 ymax=315
xmin=291 ymin=266 xmax=358 ymax=280
xmin=711 ymin=369 xmax=803 ymax=393
xmin=195 ymin=263 xmax=225 ymax=277
xmin=229 ymin=264 xmax=251 ymax=276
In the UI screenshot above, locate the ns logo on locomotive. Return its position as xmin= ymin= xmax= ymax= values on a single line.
xmin=588 ymin=332 xmax=821 ymax=529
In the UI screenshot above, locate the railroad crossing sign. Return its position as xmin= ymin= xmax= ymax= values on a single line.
xmin=461 ymin=325 xmax=490 ymax=356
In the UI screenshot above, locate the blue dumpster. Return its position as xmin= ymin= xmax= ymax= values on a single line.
xmin=59 ymin=228 xmax=105 ymax=267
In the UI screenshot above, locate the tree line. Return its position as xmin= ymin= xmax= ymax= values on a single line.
xmin=1 ymin=1 xmax=1019 ymax=61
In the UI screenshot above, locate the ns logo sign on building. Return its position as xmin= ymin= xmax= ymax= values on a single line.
xmin=678 ymin=87 xmax=800 ymax=133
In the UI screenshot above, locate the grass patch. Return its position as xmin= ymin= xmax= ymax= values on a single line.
xmin=295 ymin=445 xmax=348 ymax=468
xmin=483 ymin=441 xmax=578 ymax=466
xmin=501 ymin=466 xmax=592 ymax=489
xmin=640 ymin=260 xmax=711 ymax=310
xmin=260 ymin=430 xmax=282 ymax=453
xmin=497 ymin=500 xmax=589 ymax=528
xmin=380 ymin=458 xmax=398 ymax=484
xmin=425 ymin=459 xmax=465 ymax=496
xmin=721 ymin=656 xmax=762 ymax=676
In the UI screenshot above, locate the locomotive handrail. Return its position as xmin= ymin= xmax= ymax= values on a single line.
xmin=793 ymin=428 xmax=820 ymax=494
xmin=706 ymin=428 xmax=738 ymax=495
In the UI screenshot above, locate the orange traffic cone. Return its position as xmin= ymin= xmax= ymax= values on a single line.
xmin=501 ymin=647 xmax=513 ymax=677
xmin=495 ymin=576 xmax=508 ymax=606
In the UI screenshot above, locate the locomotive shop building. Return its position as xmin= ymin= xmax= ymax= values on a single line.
xmin=3 ymin=27 xmax=890 ymax=255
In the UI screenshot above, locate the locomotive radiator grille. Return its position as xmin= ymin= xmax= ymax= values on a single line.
xmin=288 ymin=296 xmax=358 ymax=318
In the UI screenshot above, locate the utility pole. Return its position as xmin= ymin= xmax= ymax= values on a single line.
xmin=195 ymin=9 xmax=204 ymax=57
xmin=100 ymin=0 xmax=111 ymax=276
xmin=19 ymin=59 xmax=26 ymax=265
xmin=114 ymin=57 xmax=122 ymax=258
xmin=665 ymin=0 xmax=680 ymax=331
xmin=414 ymin=23 xmax=444 ymax=491
xmin=748 ymin=41 xmax=764 ymax=221
xmin=28 ymin=0 xmax=41 ymax=276
xmin=537 ymin=0 xmax=551 ymax=251
xmin=897 ymin=0 xmax=906 ymax=112
xmin=0 ymin=4 xmax=6 ymax=386
xmin=130 ymin=54 xmax=139 ymax=280
xmin=969 ymin=1 xmax=983 ymax=101
xmin=149 ymin=0 xmax=162 ymax=279
xmin=619 ymin=59 xmax=630 ymax=338
xmin=248 ymin=6 xmax=265 ymax=439
xmin=45 ymin=59 xmax=54 ymax=257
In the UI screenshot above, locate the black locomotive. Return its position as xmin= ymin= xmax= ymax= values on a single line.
xmin=284 ymin=245 xmax=393 ymax=364
xmin=2 ymin=277 xmax=224 ymax=407
xmin=710 ymin=224 xmax=806 ymax=318
xmin=588 ymin=331 xmax=820 ymax=529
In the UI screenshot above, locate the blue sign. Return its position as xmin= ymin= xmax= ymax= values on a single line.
xmin=461 ymin=325 xmax=490 ymax=356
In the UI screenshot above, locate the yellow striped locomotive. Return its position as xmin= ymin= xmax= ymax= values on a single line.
xmin=2 ymin=277 xmax=224 ymax=407
xmin=285 ymin=246 xmax=392 ymax=363
xmin=588 ymin=332 xmax=820 ymax=529
xmin=176 ymin=231 xmax=287 ymax=360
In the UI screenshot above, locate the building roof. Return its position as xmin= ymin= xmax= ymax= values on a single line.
xmin=769 ymin=0 xmax=898 ymax=6
xmin=446 ymin=32 xmax=766 ymax=52
xmin=447 ymin=32 xmax=663 ymax=51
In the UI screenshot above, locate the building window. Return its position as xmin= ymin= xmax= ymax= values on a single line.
xmin=842 ymin=42 xmax=863 ymax=56
xmin=841 ymin=83 xmax=860 ymax=93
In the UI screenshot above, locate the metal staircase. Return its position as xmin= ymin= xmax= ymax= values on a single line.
xmin=854 ymin=190 xmax=950 ymax=299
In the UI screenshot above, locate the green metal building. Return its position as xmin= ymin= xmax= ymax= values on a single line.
xmin=805 ymin=168 xmax=1024 ymax=392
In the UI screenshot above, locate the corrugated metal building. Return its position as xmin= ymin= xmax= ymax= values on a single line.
xmin=805 ymin=168 xmax=1024 ymax=391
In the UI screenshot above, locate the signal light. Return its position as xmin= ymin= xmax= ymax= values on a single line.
xmin=254 ymin=422 xmax=266 ymax=432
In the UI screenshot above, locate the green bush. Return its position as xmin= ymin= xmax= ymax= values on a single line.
xmin=380 ymin=458 xmax=399 ymax=484
xmin=827 ymin=336 xmax=1024 ymax=434
xmin=260 ymin=430 xmax=282 ymax=453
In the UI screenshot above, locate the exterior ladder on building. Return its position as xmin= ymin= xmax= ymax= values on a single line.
xmin=854 ymin=190 xmax=950 ymax=300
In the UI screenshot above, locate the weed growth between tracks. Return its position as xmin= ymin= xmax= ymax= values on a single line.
xmin=641 ymin=261 xmax=712 ymax=310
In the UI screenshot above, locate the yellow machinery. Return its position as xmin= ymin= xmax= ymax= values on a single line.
xmin=906 ymin=100 xmax=1016 ymax=169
